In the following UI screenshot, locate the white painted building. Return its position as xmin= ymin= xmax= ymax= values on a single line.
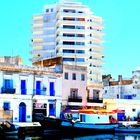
xmin=102 ymin=75 xmax=138 ymax=99
xmin=0 ymin=63 xmax=62 ymax=122
xmin=132 ymin=68 xmax=140 ymax=97
xmin=104 ymin=99 xmax=140 ymax=121
xmin=30 ymin=0 xmax=104 ymax=100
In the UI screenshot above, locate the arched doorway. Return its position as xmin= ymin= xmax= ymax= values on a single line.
xmin=19 ymin=102 xmax=26 ymax=122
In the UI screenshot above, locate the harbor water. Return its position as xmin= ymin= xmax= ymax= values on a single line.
xmin=2 ymin=133 xmax=140 ymax=140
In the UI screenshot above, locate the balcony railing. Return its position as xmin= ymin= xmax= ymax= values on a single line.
xmin=1 ymin=87 xmax=16 ymax=94
xmin=33 ymin=89 xmax=46 ymax=95
xmin=87 ymin=98 xmax=103 ymax=103
xmin=68 ymin=96 xmax=82 ymax=102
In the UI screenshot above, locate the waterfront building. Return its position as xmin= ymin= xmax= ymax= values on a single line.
xmin=30 ymin=0 xmax=104 ymax=102
xmin=62 ymin=64 xmax=87 ymax=109
xmin=104 ymin=99 xmax=140 ymax=121
xmin=0 ymin=63 xmax=62 ymax=122
xmin=102 ymin=75 xmax=135 ymax=99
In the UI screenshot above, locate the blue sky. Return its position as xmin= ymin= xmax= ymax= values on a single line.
xmin=0 ymin=0 xmax=140 ymax=78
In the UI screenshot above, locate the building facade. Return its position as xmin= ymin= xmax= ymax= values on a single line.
xmin=30 ymin=0 xmax=104 ymax=100
xmin=104 ymin=99 xmax=140 ymax=121
xmin=62 ymin=64 xmax=87 ymax=109
xmin=102 ymin=75 xmax=135 ymax=99
xmin=0 ymin=63 xmax=62 ymax=122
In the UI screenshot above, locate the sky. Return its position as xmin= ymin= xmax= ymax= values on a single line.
xmin=0 ymin=0 xmax=140 ymax=79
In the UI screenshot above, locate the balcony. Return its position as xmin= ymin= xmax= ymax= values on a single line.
xmin=87 ymin=98 xmax=103 ymax=103
xmin=68 ymin=96 xmax=82 ymax=102
xmin=33 ymin=89 xmax=46 ymax=95
xmin=1 ymin=87 xmax=16 ymax=94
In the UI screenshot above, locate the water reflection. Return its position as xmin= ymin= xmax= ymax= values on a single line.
xmin=3 ymin=133 xmax=140 ymax=140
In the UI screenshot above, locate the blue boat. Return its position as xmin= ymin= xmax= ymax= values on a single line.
xmin=115 ymin=124 xmax=140 ymax=133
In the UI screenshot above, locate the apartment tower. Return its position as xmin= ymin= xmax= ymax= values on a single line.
xmin=30 ymin=0 xmax=104 ymax=101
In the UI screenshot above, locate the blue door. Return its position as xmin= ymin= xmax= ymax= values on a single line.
xmin=36 ymin=81 xmax=41 ymax=95
xmin=49 ymin=104 xmax=56 ymax=116
xmin=19 ymin=102 xmax=26 ymax=122
xmin=21 ymin=80 xmax=26 ymax=95
xmin=50 ymin=82 xmax=55 ymax=96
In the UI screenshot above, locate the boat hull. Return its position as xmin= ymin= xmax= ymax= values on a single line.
xmin=115 ymin=127 xmax=140 ymax=133
xmin=61 ymin=121 xmax=118 ymax=134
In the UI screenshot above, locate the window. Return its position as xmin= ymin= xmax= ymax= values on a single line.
xmin=70 ymin=88 xmax=78 ymax=97
xmin=64 ymin=73 xmax=68 ymax=80
xmin=72 ymin=73 xmax=76 ymax=80
xmin=3 ymin=102 xmax=10 ymax=110
xmin=75 ymin=58 xmax=85 ymax=62
xmin=50 ymin=82 xmax=55 ymax=96
xmin=78 ymin=11 xmax=83 ymax=13
xmin=132 ymin=109 xmax=136 ymax=112
xmin=63 ymin=41 xmax=75 ymax=45
xmin=81 ymin=74 xmax=85 ymax=81
xmin=76 ymin=50 xmax=85 ymax=54
xmin=63 ymin=33 xmax=75 ymax=37
xmin=63 ymin=50 xmax=75 ymax=53
xmin=4 ymin=79 xmax=13 ymax=88
xmin=75 ymin=42 xmax=85 ymax=45
xmin=46 ymin=9 xmax=49 ymax=12
xmin=51 ymin=8 xmax=53 ymax=12
xmin=63 ymin=25 xmax=75 ymax=29
xmin=76 ymin=26 xmax=85 ymax=29
xmin=63 ymin=58 xmax=74 ymax=62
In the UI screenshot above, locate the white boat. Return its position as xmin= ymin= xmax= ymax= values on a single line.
xmin=61 ymin=109 xmax=120 ymax=134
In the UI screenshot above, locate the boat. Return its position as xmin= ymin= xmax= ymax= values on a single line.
xmin=33 ymin=113 xmax=63 ymax=131
xmin=61 ymin=112 xmax=119 ymax=134
xmin=115 ymin=124 xmax=140 ymax=133
xmin=0 ymin=121 xmax=19 ymax=135
xmin=33 ymin=109 xmax=120 ymax=134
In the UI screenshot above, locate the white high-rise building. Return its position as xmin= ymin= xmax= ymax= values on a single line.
xmin=30 ymin=0 xmax=104 ymax=100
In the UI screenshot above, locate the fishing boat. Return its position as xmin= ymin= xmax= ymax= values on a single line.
xmin=34 ymin=109 xmax=120 ymax=134
xmin=61 ymin=111 xmax=119 ymax=134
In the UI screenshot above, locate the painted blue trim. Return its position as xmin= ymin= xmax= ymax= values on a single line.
xmin=19 ymin=102 xmax=26 ymax=122
xmin=21 ymin=80 xmax=26 ymax=95
xmin=36 ymin=81 xmax=41 ymax=95
xmin=50 ymin=82 xmax=55 ymax=96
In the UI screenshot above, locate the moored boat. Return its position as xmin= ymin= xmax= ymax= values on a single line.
xmin=0 ymin=121 xmax=19 ymax=135
xmin=33 ymin=109 xmax=120 ymax=134
xmin=61 ymin=111 xmax=119 ymax=134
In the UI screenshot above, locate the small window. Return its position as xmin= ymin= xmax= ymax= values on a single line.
xmin=46 ymin=9 xmax=49 ymax=12
xmin=132 ymin=109 xmax=136 ymax=112
xmin=64 ymin=72 xmax=68 ymax=80
xmin=72 ymin=73 xmax=76 ymax=80
xmin=3 ymin=102 xmax=10 ymax=110
xmin=51 ymin=8 xmax=53 ymax=12
xmin=81 ymin=74 xmax=85 ymax=81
